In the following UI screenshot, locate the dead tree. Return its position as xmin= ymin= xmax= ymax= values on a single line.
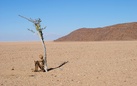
xmin=19 ymin=15 xmax=48 ymax=72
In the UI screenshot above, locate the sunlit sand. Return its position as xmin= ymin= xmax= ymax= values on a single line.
xmin=0 ymin=41 xmax=137 ymax=86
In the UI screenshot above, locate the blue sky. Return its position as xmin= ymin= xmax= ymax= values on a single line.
xmin=0 ymin=0 xmax=137 ymax=41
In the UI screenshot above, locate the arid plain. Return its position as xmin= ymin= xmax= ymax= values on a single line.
xmin=0 ymin=41 xmax=137 ymax=86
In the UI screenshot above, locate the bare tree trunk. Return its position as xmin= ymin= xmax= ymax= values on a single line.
xmin=38 ymin=33 xmax=48 ymax=72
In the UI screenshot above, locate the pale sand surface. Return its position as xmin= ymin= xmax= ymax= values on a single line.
xmin=0 ymin=41 xmax=137 ymax=86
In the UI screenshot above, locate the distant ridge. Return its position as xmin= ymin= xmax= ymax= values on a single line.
xmin=54 ymin=22 xmax=137 ymax=41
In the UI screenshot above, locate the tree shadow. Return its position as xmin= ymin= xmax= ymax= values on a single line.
xmin=48 ymin=61 xmax=69 ymax=72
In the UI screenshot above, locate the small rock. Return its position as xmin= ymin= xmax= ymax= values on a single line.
xmin=54 ymin=75 xmax=57 ymax=77
xmin=11 ymin=67 xmax=14 ymax=70
xmin=124 ymin=80 xmax=126 ymax=82
xmin=96 ymin=77 xmax=99 ymax=79
xmin=29 ymin=75 xmax=35 ymax=77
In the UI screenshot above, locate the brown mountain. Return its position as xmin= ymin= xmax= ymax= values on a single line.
xmin=54 ymin=22 xmax=137 ymax=41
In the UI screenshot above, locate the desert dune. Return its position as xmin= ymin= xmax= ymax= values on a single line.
xmin=0 ymin=41 xmax=137 ymax=86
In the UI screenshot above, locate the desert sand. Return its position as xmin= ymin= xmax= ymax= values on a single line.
xmin=0 ymin=41 xmax=137 ymax=86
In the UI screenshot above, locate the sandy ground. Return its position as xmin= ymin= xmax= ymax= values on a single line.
xmin=0 ymin=41 xmax=137 ymax=86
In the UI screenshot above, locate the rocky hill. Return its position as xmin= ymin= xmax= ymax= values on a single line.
xmin=54 ymin=22 xmax=137 ymax=41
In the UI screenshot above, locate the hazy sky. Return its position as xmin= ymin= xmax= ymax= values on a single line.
xmin=0 ymin=0 xmax=137 ymax=41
